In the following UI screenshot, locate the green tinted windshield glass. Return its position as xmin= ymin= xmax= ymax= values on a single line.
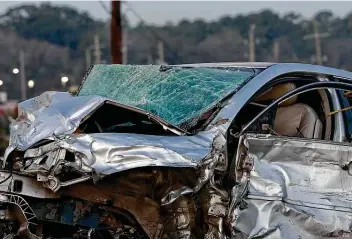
xmin=78 ymin=65 xmax=254 ymax=126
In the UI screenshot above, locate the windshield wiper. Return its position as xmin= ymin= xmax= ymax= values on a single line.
xmin=159 ymin=65 xmax=173 ymax=72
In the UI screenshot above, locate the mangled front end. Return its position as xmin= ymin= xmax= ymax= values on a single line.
xmin=0 ymin=92 xmax=230 ymax=238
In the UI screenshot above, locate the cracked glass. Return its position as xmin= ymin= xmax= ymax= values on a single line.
xmin=78 ymin=65 xmax=254 ymax=126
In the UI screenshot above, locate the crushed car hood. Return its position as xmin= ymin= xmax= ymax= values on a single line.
xmin=4 ymin=91 xmax=222 ymax=175
xmin=3 ymin=92 xmax=226 ymax=205
xmin=5 ymin=91 xmax=105 ymax=154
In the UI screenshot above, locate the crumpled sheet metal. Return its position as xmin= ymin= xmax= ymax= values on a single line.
xmin=4 ymin=91 xmax=218 ymax=163
xmin=20 ymin=129 xmax=226 ymax=205
xmin=232 ymin=134 xmax=352 ymax=238
xmin=234 ymin=199 xmax=352 ymax=238
xmin=3 ymin=91 xmax=228 ymax=206
xmin=3 ymin=87 xmax=235 ymax=167
xmin=5 ymin=91 xmax=105 ymax=159
xmin=161 ymin=131 xmax=227 ymax=206
xmin=55 ymin=129 xmax=218 ymax=176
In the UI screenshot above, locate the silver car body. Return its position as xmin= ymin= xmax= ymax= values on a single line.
xmin=3 ymin=62 xmax=352 ymax=238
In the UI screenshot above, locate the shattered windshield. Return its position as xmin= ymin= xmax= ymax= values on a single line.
xmin=78 ymin=65 xmax=254 ymax=127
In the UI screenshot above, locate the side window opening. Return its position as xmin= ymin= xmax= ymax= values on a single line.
xmin=225 ymin=78 xmax=351 ymax=168
xmin=229 ymin=80 xmax=329 ymax=140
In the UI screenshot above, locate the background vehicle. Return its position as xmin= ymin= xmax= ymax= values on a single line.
xmin=2 ymin=63 xmax=352 ymax=238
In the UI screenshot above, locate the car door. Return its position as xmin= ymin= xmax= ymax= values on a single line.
xmin=231 ymin=134 xmax=352 ymax=238
xmin=228 ymin=82 xmax=352 ymax=238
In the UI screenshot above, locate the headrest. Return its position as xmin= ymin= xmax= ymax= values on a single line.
xmin=254 ymin=83 xmax=297 ymax=107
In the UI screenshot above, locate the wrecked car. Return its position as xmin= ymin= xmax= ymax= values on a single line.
xmin=2 ymin=63 xmax=352 ymax=238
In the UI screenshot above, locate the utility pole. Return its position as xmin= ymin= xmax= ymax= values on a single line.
xmin=303 ymin=19 xmax=330 ymax=65
xmin=85 ymin=35 xmax=105 ymax=68
xmin=94 ymin=34 xmax=101 ymax=64
xmin=122 ymin=29 xmax=128 ymax=64
xmin=157 ymin=41 xmax=165 ymax=64
xmin=111 ymin=0 xmax=122 ymax=64
xmin=313 ymin=20 xmax=322 ymax=65
xmin=249 ymin=24 xmax=256 ymax=62
xmin=19 ymin=50 xmax=26 ymax=100
xmin=85 ymin=48 xmax=92 ymax=69
xmin=147 ymin=53 xmax=152 ymax=64
xmin=273 ymin=39 xmax=280 ymax=62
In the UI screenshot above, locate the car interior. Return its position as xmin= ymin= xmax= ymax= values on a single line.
xmin=230 ymin=77 xmax=333 ymax=141
xmin=76 ymin=102 xmax=176 ymax=135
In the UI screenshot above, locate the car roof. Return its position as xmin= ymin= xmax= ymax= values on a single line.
xmin=87 ymin=62 xmax=352 ymax=82
xmin=171 ymin=62 xmax=352 ymax=80
xmin=173 ymin=62 xmax=275 ymax=69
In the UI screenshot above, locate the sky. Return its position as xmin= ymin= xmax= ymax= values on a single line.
xmin=0 ymin=1 xmax=352 ymax=26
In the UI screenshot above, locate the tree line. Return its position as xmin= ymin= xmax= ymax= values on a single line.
xmin=0 ymin=3 xmax=352 ymax=99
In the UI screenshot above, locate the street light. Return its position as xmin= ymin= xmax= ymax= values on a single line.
xmin=12 ymin=68 xmax=19 ymax=74
xmin=61 ymin=76 xmax=69 ymax=91
xmin=28 ymin=80 xmax=34 ymax=88
xmin=61 ymin=76 xmax=69 ymax=84
xmin=27 ymin=80 xmax=35 ymax=98
xmin=0 ymin=80 xmax=3 ymax=86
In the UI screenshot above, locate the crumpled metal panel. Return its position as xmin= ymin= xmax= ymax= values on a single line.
xmin=4 ymin=91 xmax=218 ymax=163
xmin=55 ymin=130 xmax=218 ymax=176
xmin=231 ymin=134 xmax=352 ymax=238
xmin=3 ymin=91 xmax=227 ymax=206
xmin=5 ymin=91 xmax=105 ymax=157
xmin=17 ymin=129 xmax=225 ymax=202
xmin=161 ymin=132 xmax=227 ymax=206
xmin=234 ymin=199 xmax=352 ymax=238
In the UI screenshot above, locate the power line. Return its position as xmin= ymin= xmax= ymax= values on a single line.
xmin=124 ymin=3 xmax=180 ymax=63
xmin=98 ymin=0 xmax=110 ymax=15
